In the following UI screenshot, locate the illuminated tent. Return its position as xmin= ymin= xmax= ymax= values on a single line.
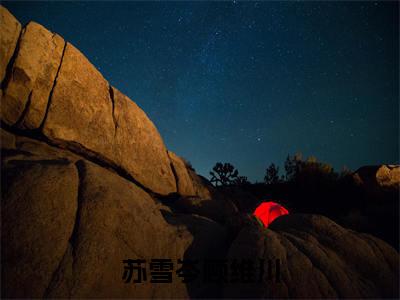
xmin=253 ymin=201 xmax=289 ymax=228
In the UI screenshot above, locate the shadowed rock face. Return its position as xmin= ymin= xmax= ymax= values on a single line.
xmin=2 ymin=159 xmax=78 ymax=298
xmin=224 ymin=214 xmax=399 ymax=298
xmin=1 ymin=129 xmax=229 ymax=298
xmin=43 ymin=160 xmax=191 ymax=298
xmin=1 ymin=6 xmax=398 ymax=299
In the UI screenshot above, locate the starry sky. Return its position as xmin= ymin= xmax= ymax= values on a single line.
xmin=4 ymin=1 xmax=399 ymax=181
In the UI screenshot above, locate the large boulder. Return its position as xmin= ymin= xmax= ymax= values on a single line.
xmin=40 ymin=42 xmax=116 ymax=161
xmin=44 ymin=159 xmax=190 ymax=298
xmin=0 ymin=9 xmax=177 ymax=195
xmin=348 ymin=165 xmax=400 ymax=250
xmin=1 ymin=157 xmax=79 ymax=298
xmin=168 ymin=151 xmax=196 ymax=196
xmin=0 ymin=6 xmax=21 ymax=83
xmin=161 ymin=212 xmax=230 ymax=298
xmin=1 ymin=132 xmax=229 ymax=298
xmin=353 ymin=165 xmax=400 ymax=194
xmin=40 ymin=42 xmax=177 ymax=195
xmin=111 ymin=87 xmax=176 ymax=195
xmin=375 ymin=165 xmax=400 ymax=189
xmin=223 ymin=214 xmax=399 ymax=298
xmin=1 ymin=21 xmax=64 ymax=128
xmin=2 ymin=154 xmax=187 ymax=298
xmin=187 ymin=168 xmax=213 ymax=200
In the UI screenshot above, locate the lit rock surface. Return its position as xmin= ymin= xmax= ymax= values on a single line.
xmin=0 ymin=8 xmax=177 ymax=195
xmin=187 ymin=167 xmax=213 ymax=199
xmin=168 ymin=150 xmax=196 ymax=196
xmin=41 ymin=42 xmax=117 ymax=167
xmin=1 ymin=21 xmax=64 ymax=127
xmin=0 ymin=6 xmax=21 ymax=83
xmin=111 ymin=86 xmax=177 ymax=195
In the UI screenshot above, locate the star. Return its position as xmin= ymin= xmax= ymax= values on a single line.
xmin=9 ymin=1 xmax=395 ymax=182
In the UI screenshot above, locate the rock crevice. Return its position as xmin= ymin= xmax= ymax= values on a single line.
xmin=108 ymin=85 xmax=118 ymax=135
xmin=39 ymin=40 xmax=67 ymax=130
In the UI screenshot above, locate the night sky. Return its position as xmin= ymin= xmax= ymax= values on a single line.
xmin=4 ymin=1 xmax=398 ymax=181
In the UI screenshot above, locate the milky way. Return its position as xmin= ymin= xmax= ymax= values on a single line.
xmin=5 ymin=1 xmax=398 ymax=181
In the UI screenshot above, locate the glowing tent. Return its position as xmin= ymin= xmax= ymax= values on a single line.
xmin=253 ymin=201 xmax=289 ymax=228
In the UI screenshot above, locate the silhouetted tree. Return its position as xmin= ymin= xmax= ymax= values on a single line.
xmin=234 ymin=175 xmax=250 ymax=186
xmin=264 ymin=163 xmax=281 ymax=184
xmin=284 ymin=153 xmax=302 ymax=181
xmin=209 ymin=162 xmax=240 ymax=186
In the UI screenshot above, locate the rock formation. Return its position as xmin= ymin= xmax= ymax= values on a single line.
xmin=353 ymin=164 xmax=400 ymax=195
xmin=0 ymin=4 xmax=20 ymax=83
xmin=0 ymin=7 xmax=178 ymax=196
xmin=1 ymin=6 xmax=398 ymax=298
xmin=224 ymin=214 xmax=399 ymax=298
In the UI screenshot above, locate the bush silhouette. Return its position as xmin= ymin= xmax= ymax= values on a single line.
xmin=284 ymin=153 xmax=336 ymax=183
xmin=234 ymin=175 xmax=250 ymax=186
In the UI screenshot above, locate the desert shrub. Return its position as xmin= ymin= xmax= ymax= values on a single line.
xmin=284 ymin=153 xmax=337 ymax=184
xmin=234 ymin=175 xmax=251 ymax=186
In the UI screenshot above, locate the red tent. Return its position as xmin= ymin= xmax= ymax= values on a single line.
xmin=253 ymin=201 xmax=289 ymax=228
